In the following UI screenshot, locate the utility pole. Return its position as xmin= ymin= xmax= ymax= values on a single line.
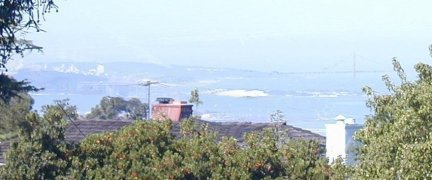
xmin=138 ymin=81 xmax=159 ymax=120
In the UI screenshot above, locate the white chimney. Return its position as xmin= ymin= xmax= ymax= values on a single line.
xmin=335 ymin=115 xmax=346 ymax=124
xmin=326 ymin=115 xmax=363 ymax=165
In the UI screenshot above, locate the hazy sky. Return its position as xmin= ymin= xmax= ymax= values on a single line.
xmin=15 ymin=0 xmax=432 ymax=72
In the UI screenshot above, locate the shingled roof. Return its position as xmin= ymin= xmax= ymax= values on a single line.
xmin=0 ymin=119 xmax=325 ymax=165
xmin=187 ymin=121 xmax=325 ymax=145
xmin=66 ymin=120 xmax=133 ymax=144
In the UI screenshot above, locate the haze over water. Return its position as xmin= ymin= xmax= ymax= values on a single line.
xmin=14 ymin=62 xmax=399 ymax=135
xmin=8 ymin=1 xmax=432 ymax=135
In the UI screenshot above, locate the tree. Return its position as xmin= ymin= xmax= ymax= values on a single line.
xmin=189 ymin=89 xmax=202 ymax=107
xmin=329 ymin=157 xmax=352 ymax=179
xmin=0 ymin=0 xmax=57 ymax=68
xmin=125 ymin=97 xmax=147 ymax=120
xmin=65 ymin=119 xmax=329 ymax=179
xmin=352 ymin=59 xmax=432 ymax=178
xmin=189 ymin=89 xmax=203 ymax=117
xmin=0 ymin=92 xmax=33 ymax=139
xmin=1 ymin=112 xmax=329 ymax=179
xmin=67 ymin=120 xmax=175 ymax=179
xmin=86 ymin=96 xmax=148 ymax=120
xmin=0 ymin=100 xmax=75 ymax=179
xmin=270 ymin=110 xmax=287 ymax=145
xmin=0 ymin=0 xmax=57 ymax=103
xmin=0 ymin=74 xmax=40 ymax=103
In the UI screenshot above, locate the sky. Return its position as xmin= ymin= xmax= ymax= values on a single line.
xmin=12 ymin=0 xmax=432 ymax=72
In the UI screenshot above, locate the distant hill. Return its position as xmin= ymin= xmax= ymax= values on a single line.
xmin=8 ymin=61 xmax=376 ymax=135
xmin=11 ymin=61 xmax=267 ymax=95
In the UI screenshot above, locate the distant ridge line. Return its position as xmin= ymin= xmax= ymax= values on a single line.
xmin=273 ymin=70 xmax=389 ymax=75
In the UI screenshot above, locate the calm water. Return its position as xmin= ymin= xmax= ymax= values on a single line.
xmin=29 ymin=70 xmax=391 ymax=135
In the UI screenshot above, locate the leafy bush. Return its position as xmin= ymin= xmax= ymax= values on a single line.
xmin=352 ymin=60 xmax=432 ymax=178
xmin=1 ymin=102 xmax=329 ymax=179
xmin=66 ymin=119 xmax=329 ymax=179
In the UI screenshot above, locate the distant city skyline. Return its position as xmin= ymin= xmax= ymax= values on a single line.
xmin=11 ymin=0 xmax=432 ymax=73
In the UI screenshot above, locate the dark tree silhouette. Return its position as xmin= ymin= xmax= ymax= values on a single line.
xmin=0 ymin=0 xmax=57 ymax=103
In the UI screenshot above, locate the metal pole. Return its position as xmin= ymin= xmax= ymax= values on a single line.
xmin=147 ymin=81 xmax=150 ymax=120
xmin=138 ymin=81 xmax=158 ymax=120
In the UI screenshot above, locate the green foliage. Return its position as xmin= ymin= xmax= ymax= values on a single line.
xmin=329 ymin=157 xmax=352 ymax=180
xmin=281 ymin=139 xmax=329 ymax=179
xmin=1 ymin=105 xmax=328 ymax=179
xmin=353 ymin=60 xmax=432 ymax=179
xmin=126 ymin=97 xmax=148 ymax=120
xmin=0 ymin=132 xmax=16 ymax=141
xmin=0 ymin=0 xmax=57 ymax=69
xmin=86 ymin=96 xmax=147 ymax=120
xmin=0 ymin=74 xmax=40 ymax=103
xmin=0 ymin=101 xmax=74 ymax=179
xmin=68 ymin=120 xmax=174 ymax=179
xmin=65 ymin=119 xmax=329 ymax=179
xmin=189 ymin=88 xmax=203 ymax=107
xmin=270 ymin=110 xmax=288 ymax=145
xmin=49 ymin=99 xmax=79 ymax=122
xmin=0 ymin=0 xmax=56 ymax=110
xmin=0 ymin=92 xmax=33 ymax=136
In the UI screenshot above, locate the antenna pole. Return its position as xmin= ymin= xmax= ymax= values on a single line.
xmin=138 ymin=81 xmax=159 ymax=120
xmin=147 ymin=82 xmax=150 ymax=119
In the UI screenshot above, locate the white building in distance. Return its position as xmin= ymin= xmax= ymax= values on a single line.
xmin=95 ymin=64 xmax=105 ymax=76
xmin=326 ymin=115 xmax=363 ymax=165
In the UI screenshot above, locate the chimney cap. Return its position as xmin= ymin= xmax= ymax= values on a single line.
xmin=172 ymin=101 xmax=187 ymax=104
xmin=155 ymin=97 xmax=174 ymax=104
xmin=335 ymin=115 xmax=346 ymax=121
